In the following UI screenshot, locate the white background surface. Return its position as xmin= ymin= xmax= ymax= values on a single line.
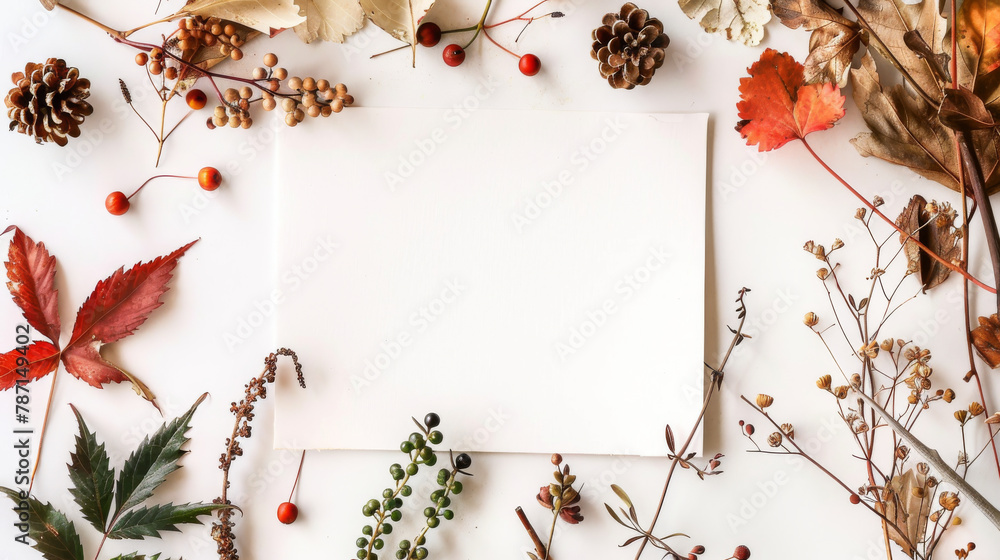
xmin=0 ymin=1 xmax=998 ymax=560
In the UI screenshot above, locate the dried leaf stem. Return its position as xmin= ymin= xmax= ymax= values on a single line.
xmin=631 ymin=287 xmax=750 ymax=560
xmin=799 ymin=138 xmax=995 ymax=293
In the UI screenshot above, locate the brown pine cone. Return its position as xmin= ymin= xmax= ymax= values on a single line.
xmin=591 ymin=3 xmax=669 ymax=90
xmin=5 ymin=58 xmax=93 ymax=146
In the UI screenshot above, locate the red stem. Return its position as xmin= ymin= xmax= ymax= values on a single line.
xmin=288 ymin=450 xmax=306 ymax=502
xmin=482 ymin=29 xmax=518 ymax=58
xmin=127 ymin=174 xmax=196 ymax=199
xmin=800 ymin=138 xmax=996 ymax=294
xmin=485 ymin=0 xmax=548 ymax=28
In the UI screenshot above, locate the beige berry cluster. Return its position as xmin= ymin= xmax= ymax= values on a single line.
xmin=208 ymin=53 xmax=354 ymax=130
xmin=175 ymin=16 xmax=247 ymax=61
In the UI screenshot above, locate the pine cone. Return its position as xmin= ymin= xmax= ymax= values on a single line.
xmin=590 ymin=3 xmax=668 ymax=90
xmin=5 ymin=58 xmax=93 ymax=146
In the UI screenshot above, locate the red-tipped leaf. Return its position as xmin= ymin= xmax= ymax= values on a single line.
xmin=4 ymin=226 xmax=61 ymax=345
xmin=0 ymin=342 xmax=60 ymax=390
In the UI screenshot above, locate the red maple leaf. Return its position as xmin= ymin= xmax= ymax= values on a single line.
xmin=736 ymin=48 xmax=846 ymax=152
xmin=0 ymin=226 xmax=196 ymax=407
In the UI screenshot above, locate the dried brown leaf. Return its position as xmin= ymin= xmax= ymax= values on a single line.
xmin=939 ymin=86 xmax=996 ymax=130
xmin=956 ymin=0 xmax=1000 ymax=114
xmin=850 ymin=53 xmax=1000 ymax=194
xmin=359 ymin=0 xmax=435 ymax=64
xmin=884 ymin=468 xmax=930 ymax=556
xmin=293 ymin=0 xmax=365 ymax=43
xmin=771 ymin=0 xmax=862 ymax=87
xmin=38 ymin=0 xmax=58 ymax=9
xmin=856 ymin=0 xmax=946 ymax=99
xmin=677 ymin=0 xmax=771 ymax=46
xmin=972 ymin=314 xmax=1000 ymax=368
xmin=895 ymin=194 xmax=962 ymax=291
xmin=181 ymin=0 xmax=305 ymax=33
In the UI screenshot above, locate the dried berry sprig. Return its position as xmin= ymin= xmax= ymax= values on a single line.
xmin=516 ymin=453 xmax=583 ymax=560
xmin=607 ymin=287 xmax=752 ymax=560
xmin=213 ymin=348 xmax=306 ymax=560
xmin=399 ymin=450 xmax=473 ymax=560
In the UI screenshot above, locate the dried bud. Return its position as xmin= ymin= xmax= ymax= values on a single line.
xmin=926 ymin=476 xmax=938 ymax=488
xmin=816 ymin=374 xmax=832 ymax=391
xmin=873 ymin=195 xmax=884 ymax=207
xmin=895 ymin=445 xmax=909 ymax=461
xmin=861 ymin=341 xmax=879 ymax=359
xmin=852 ymin=418 xmax=869 ymax=434
xmin=767 ymin=432 xmax=783 ymax=447
xmin=908 ymin=393 xmax=919 ymax=404
xmin=920 ymin=377 xmax=932 ymax=390
xmin=831 ymin=238 xmax=844 ymax=250
xmin=925 ymin=201 xmax=939 ymax=215
xmin=803 ymin=240 xmax=816 ymax=254
xmin=756 ymin=394 xmax=774 ymax=409
xmin=804 ymin=312 xmax=819 ymax=327
xmin=850 ymin=373 xmax=861 ymax=389
xmin=969 ymin=402 xmax=986 ymax=417
xmin=780 ymin=423 xmax=794 ymax=439
xmin=880 ymin=338 xmax=893 ymax=351
xmin=915 ymin=364 xmax=932 ymax=378
xmin=939 ymin=491 xmax=960 ymax=511
xmin=929 ymin=510 xmax=941 ymax=523
xmin=985 ymin=412 xmax=1000 ymax=424
xmin=955 ymin=409 xmax=969 ymax=423
xmin=911 ymin=486 xmax=925 ymax=498
xmin=817 ymin=268 xmax=829 ymax=280
xmin=916 ymin=462 xmax=930 ymax=475
xmin=943 ymin=388 xmax=956 ymax=403
xmin=855 ymin=208 xmax=866 ymax=220
xmin=813 ymin=244 xmax=826 ymax=259
xmin=833 ymin=385 xmax=849 ymax=399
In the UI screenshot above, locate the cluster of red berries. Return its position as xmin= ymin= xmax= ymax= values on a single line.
xmin=105 ymin=167 xmax=222 ymax=215
xmin=413 ymin=19 xmax=543 ymax=76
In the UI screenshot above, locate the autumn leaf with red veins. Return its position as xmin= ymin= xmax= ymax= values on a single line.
xmin=736 ymin=48 xmax=847 ymax=151
xmin=0 ymin=226 xmax=196 ymax=408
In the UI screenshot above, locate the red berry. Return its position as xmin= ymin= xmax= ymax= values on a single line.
xmin=186 ymin=89 xmax=207 ymax=110
xmin=733 ymin=545 xmax=751 ymax=560
xmin=850 ymin=493 xmax=861 ymax=504
xmin=198 ymin=166 xmax=223 ymax=191
xmin=442 ymin=44 xmax=465 ymax=67
xmin=744 ymin=424 xmax=754 ymax=436
xmin=417 ymin=22 xmax=442 ymax=47
xmin=105 ymin=192 xmax=130 ymax=215
xmin=276 ymin=501 xmax=298 ymax=524
xmin=518 ymin=54 xmax=541 ymax=76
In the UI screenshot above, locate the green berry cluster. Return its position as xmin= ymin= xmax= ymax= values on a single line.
xmin=357 ymin=413 xmax=469 ymax=560
xmin=398 ymin=451 xmax=472 ymax=559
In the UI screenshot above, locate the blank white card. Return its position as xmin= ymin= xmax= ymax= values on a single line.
xmin=274 ymin=108 xmax=707 ymax=456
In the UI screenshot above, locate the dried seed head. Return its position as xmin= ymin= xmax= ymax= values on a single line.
xmin=803 ymin=240 xmax=816 ymax=254
xmin=944 ymin=388 xmax=956 ymax=403
xmin=873 ymin=195 xmax=885 ymax=207
xmin=895 ymin=445 xmax=909 ymax=461
xmin=929 ymin=510 xmax=941 ymax=523
xmin=926 ymin=476 xmax=938 ymax=488
xmin=855 ymin=208 xmax=866 ymax=220
xmin=804 ymin=312 xmax=819 ymax=327
xmin=861 ymin=341 xmax=879 ymax=359
xmin=985 ymin=412 xmax=1000 ymax=424
xmin=813 ymin=244 xmax=826 ymax=259
xmin=831 ymin=238 xmax=844 ymax=250
xmin=767 ymin=432 xmax=782 ymax=447
xmin=916 ymin=462 xmax=930 ymax=475
xmin=817 ymin=268 xmax=829 ymax=280
xmin=851 ymin=418 xmax=869 ymax=434
xmin=915 ymin=364 xmax=932 ymax=378
xmin=756 ymin=394 xmax=774 ymax=409
xmin=816 ymin=374 xmax=832 ymax=391
xmin=908 ymin=392 xmax=919 ymax=405
xmin=833 ymin=386 xmax=849 ymax=399
xmin=880 ymin=338 xmax=893 ymax=351
xmin=969 ymin=402 xmax=986 ymax=417
xmin=911 ymin=486 xmax=925 ymax=498
xmin=850 ymin=373 xmax=862 ymax=389
xmin=940 ymin=491 xmax=960 ymax=511
xmin=955 ymin=410 xmax=969 ymax=424
xmin=780 ymin=423 xmax=794 ymax=439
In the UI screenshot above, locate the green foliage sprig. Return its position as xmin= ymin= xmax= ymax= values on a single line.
xmin=2 ymin=393 xmax=230 ymax=560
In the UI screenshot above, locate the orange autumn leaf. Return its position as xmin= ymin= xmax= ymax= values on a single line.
xmin=736 ymin=48 xmax=846 ymax=151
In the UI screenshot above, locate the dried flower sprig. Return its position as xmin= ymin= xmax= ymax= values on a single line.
xmin=516 ymin=453 xmax=584 ymax=560
xmin=606 ymin=287 xmax=753 ymax=560
xmin=213 ymin=348 xmax=306 ymax=560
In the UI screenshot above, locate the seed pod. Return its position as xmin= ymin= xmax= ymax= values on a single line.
xmin=755 ymin=394 xmax=774 ymax=409
xmin=969 ymin=402 xmax=986 ymax=417
xmin=804 ymin=312 xmax=819 ymax=327
xmin=767 ymin=432 xmax=782 ymax=447
xmin=816 ymin=374 xmax=832 ymax=391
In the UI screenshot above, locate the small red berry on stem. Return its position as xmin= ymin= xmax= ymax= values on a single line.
xmin=518 ymin=54 xmax=540 ymax=76
xmin=186 ymin=89 xmax=207 ymax=110
xmin=443 ymin=44 xmax=466 ymax=67
xmin=733 ymin=545 xmax=751 ymax=560
xmin=198 ymin=166 xmax=223 ymax=191
xmin=417 ymin=22 xmax=442 ymax=47
xmin=105 ymin=192 xmax=130 ymax=215
xmin=277 ymin=450 xmax=306 ymax=525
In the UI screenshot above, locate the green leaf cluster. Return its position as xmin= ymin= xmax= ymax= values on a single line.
xmin=2 ymin=394 xmax=228 ymax=560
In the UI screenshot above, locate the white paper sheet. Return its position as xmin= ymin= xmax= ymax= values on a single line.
xmin=274 ymin=108 xmax=707 ymax=456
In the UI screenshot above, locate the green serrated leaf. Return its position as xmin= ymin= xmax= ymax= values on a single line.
xmin=106 ymin=553 xmax=171 ymax=560
xmin=0 ymin=487 xmax=84 ymax=560
xmin=67 ymin=404 xmax=115 ymax=533
xmin=108 ymin=501 xmax=231 ymax=540
xmin=115 ymin=394 xmax=206 ymax=518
